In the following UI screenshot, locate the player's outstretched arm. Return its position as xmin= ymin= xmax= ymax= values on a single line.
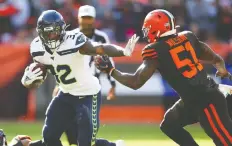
xmin=79 ymin=41 xmax=124 ymax=56
xmin=111 ymin=60 xmax=157 ymax=90
xmin=79 ymin=34 xmax=139 ymax=57
xmin=94 ymin=55 xmax=157 ymax=90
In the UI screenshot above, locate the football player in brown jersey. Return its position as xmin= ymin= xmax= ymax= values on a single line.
xmin=94 ymin=9 xmax=232 ymax=146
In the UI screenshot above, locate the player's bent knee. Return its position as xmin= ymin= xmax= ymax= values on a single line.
xmin=160 ymin=119 xmax=170 ymax=133
xmin=160 ymin=111 xmax=178 ymax=132
xmin=42 ymin=126 xmax=62 ymax=146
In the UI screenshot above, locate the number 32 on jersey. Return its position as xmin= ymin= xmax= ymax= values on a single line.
xmin=47 ymin=65 xmax=76 ymax=84
xmin=169 ymin=41 xmax=203 ymax=78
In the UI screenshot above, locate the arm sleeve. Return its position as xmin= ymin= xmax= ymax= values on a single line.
xmin=30 ymin=40 xmax=43 ymax=63
xmin=141 ymin=45 xmax=158 ymax=60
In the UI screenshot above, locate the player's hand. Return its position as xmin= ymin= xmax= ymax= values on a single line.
xmin=10 ymin=135 xmax=31 ymax=146
xmin=124 ymin=34 xmax=140 ymax=56
xmin=21 ymin=63 xmax=43 ymax=86
xmin=216 ymin=70 xmax=232 ymax=80
xmin=94 ymin=55 xmax=113 ymax=74
xmin=107 ymin=87 xmax=116 ymax=100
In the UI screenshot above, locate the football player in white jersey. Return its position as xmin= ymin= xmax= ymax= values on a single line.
xmin=61 ymin=5 xmax=117 ymax=146
xmin=21 ymin=10 xmax=139 ymax=146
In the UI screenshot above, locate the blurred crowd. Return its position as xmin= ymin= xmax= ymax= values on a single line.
xmin=0 ymin=0 xmax=232 ymax=44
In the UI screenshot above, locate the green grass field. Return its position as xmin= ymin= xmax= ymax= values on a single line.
xmin=1 ymin=122 xmax=214 ymax=146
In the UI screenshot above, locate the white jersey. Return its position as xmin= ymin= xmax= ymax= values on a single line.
xmin=30 ymin=30 xmax=101 ymax=96
xmin=72 ymin=28 xmax=116 ymax=86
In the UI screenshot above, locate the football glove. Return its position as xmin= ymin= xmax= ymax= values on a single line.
xmin=123 ymin=34 xmax=140 ymax=56
xmin=94 ymin=55 xmax=114 ymax=74
xmin=21 ymin=63 xmax=43 ymax=87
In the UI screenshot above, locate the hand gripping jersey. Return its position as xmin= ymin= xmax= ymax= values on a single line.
xmin=30 ymin=30 xmax=101 ymax=96
xmin=142 ymin=31 xmax=212 ymax=102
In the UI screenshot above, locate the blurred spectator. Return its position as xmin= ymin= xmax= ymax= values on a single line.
xmin=10 ymin=0 xmax=30 ymax=30
xmin=92 ymin=0 xmax=116 ymax=17
xmin=12 ymin=26 xmax=34 ymax=44
xmin=56 ymin=0 xmax=77 ymax=30
xmin=150 ymin=0 xmax=164 ymax=8
xmin=216 ymin=2 xmax=232 ymax=42
xmin=100 ymin=11 xmax=116 ymax=41
xmin=0 ymin=0 xmax=18 ymax=43
xmin=186 ymin=0 xmax=217 ymax=41
xmin=31 ymin=0 xmax=58 ymax=14
xmin=113 ymin=0 xmax=144 ymax=42
xmin=0 ymin=0 xmax=232 ymax=44
xmin=166 ymin=0 xmax=188 ymax=31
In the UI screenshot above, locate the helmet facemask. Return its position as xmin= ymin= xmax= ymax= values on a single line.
xmin=142 ymin=27 xmax=150 ymax=42
xmin=37 ymin=24 xmax=66 ymax=52
xmin=142 ymin=25 xmax=160 ymax=43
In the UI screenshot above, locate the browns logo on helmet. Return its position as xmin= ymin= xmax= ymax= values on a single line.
xmin=142 ymin=9 xmax=179 ymax=43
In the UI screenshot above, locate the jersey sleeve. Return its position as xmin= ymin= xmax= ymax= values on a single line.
xmin=141 ymin=45 xmax=158 ymax=60
xmin=64 ymin=31 xmax=88 ymax=51
xmin=73 ymin=32 xmax=88 ymax=49
xmin=29 ymin=37 xmax=45 ymax=63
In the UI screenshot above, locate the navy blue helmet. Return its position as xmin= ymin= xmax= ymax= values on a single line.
xmin=36 ymin=10 xmax=66 ymax=50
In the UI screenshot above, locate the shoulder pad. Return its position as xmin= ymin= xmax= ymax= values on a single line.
xmin=65 ymin=31 xmax=87 ymax=49
xmin=178 ymin=31 xmax=192 ymax=36
xmin=142 ymin=44 xmax=158 ymax=60
xmin=30 ymin=37 xmax=45 ymax=58
xmin=179 ymin=31 xmax=199 ymax=42
xmin=178 ymin=31 xmax=197 ymax=39
xmin=57 ymin=31 xmax=87 ymax=55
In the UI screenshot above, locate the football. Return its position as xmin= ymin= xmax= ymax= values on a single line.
xmin=31 ymin=63 xmax=47 ymax=86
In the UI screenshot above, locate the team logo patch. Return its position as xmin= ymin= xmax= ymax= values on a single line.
xmin=44 ymin=27 xmax=54 ymax=31
xmin=164 ymin=23 xmax=170 ymax=29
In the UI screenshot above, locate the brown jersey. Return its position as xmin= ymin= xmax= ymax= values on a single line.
xmin=142 ymin=31 xmax=215 ymax=102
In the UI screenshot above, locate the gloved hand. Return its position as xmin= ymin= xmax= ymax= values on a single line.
xmin=123 ymin=34 xmax=140 ymax=56
xmin=94 ymin=55 xmax=114 ymax=74
xmin=21 ymin=63 xmax=43 ymax=87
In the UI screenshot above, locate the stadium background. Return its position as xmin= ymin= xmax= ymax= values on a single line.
xmin=0 ymin=0 xmax=232 ymax=145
